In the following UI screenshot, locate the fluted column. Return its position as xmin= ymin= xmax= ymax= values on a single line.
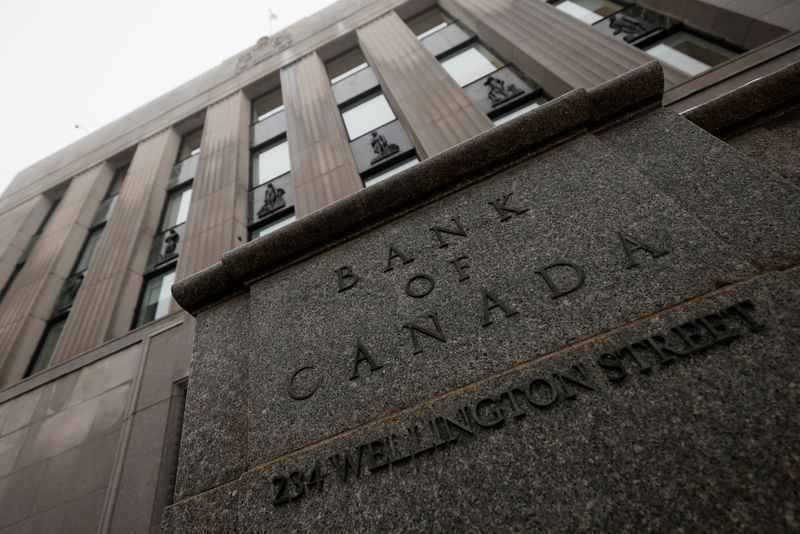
xmin=0 ymin=164 xmax=111 ymax=385
xmin=358 ymin=11 xmax=493 ymax=158
xmin=174 ymin=92 xmax=249 ymax=285
xmin=281 ymin=53 xmax=362 ymax=217
xmin=440 ymin=0 xmax=686 ymax=95
xmin=52 ymin=129 xmax=180 ymax=362
xmin=0 ymin=196 xmax=51 ymax=291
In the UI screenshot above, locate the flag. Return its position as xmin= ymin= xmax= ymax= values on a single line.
xmin=269 ymin=9 xmax=279 ymax=20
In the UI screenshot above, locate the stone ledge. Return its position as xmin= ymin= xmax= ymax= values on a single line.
xmin=172 ymin=62 xmax=666 ymax=316
xmin=682 ymin=62 xmax=800 ymax=137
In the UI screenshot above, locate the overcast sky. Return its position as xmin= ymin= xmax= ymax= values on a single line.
xmin=0 ymin=0 xmax=337 ymax=196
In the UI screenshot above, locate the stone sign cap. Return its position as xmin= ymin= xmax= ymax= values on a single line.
xmin=171 ymin=62 xmax=665 ymax=315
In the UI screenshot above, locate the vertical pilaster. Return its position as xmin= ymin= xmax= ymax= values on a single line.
xmin=0 ymin=196 xmax=51 ymax=291
xmin=440 ymin=0 xmax=686 ymax=95
xmin=0 ymin=165 xmax=111 ymax=385
xmin=358 ymin=11 xmax=493 ymax=159
xmin=52 ymin=129 xmax=181 ymax=362
xmin=174 ymin=92 xmax=250 ymax=284
xmin=281 ymin=53 xmax=362 ymax=217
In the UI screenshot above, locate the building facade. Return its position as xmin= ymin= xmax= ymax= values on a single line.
xmin=0 ymin=0 xmax=798 ymax=532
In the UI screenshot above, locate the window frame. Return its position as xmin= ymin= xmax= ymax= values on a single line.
xmin=132 ymin=264 xmax=178 ymax=328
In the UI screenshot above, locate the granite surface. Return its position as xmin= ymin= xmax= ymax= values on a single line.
xmin=167 ymin=64 xmax=800 ymax=532
xmin=243 ymin=132 xmax=756 ymax=467
xmin=168 ymin=266 xmax=800 ymax=532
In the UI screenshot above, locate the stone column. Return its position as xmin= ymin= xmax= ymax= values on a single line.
xmin=281 ymin=53 xmax=362 ymax=217
xmin=0 ymin=196 xmax=52 ymax=291
xmin=52 ymin=129 xmax=181 ymax=363
xmin=358 ymin=11 xmax=493 ymax=159
xmin=441 ymin=0 xmax=687 ymax=95
xmin=0 ymin=164 xmax=112 ymax=385
xmin=174 ymin=92 xmax=250 ymax=285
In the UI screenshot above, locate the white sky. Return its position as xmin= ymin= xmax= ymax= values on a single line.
xmin=0 ymin=0 xmax=338 ymax=196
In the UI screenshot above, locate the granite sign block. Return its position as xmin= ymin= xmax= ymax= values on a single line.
xmin=167 ymin=64 xmax=800 ymax=532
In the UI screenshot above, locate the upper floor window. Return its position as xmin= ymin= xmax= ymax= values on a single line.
xmin=253 ymin=140 xmax=291 ymax=186
xmin=341 ymin=93 xmax=396 ymax=140
xmin=161 ymin=187 xmax=192 ymax=231
xmin=440 ymin=43 xmax=504 ymax=87
xmin=135 ymin=268 xmax=176 ymax=327
xmin=645 ymin=31 xmax=737 ymax=76
xmin=552 ymin=0 xmax=623 ymax=24
xmin=328 ymin=48 xmax=369 ymax=84
xmin=176 ymin=128 xmax=202 ymax=162
xmin=253 ymin=89 xmax=284 ymax=123
xmin=406 ymin=8 xmax=453 ymax=39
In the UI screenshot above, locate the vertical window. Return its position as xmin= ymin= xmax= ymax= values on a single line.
xmin=135 ymin=269 xmax=176 ymax=327
xmin=556 ymin=2 xmax=743 ymax=77
xmin=160 ymin=187 xmax=193 ymax=230
xmin=27 ymin=163 xmax=130 ymax=375
xmin=341 ymin=93 xmax=397 ymax=140
xmin=25 ymin=317 xmax=67 ymax=377
xmin=250 ymin=213 xmax=296 ymax=239
xmin=327 ymin=46 xmax=419 ymax=186
xmin=135 ymin=128 xmax=200 ymax=327
xmin=253 ymin=90 xmax=284 ymax=123
xmin=440 ymin=43 xmax=504 ymax=86
xmin=176 ymin=129 xmax=202 ymax=161
xmin=406 ymin=8 xmax=453 ymax=39
xmin=327 ymin=48 xmax=370 ymax=84
xmin=253 ymin=140 xmax=291 ymax=186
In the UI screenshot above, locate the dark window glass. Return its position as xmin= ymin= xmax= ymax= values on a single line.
xmin=406 ymin=8 xmax=453 ymax=38
xmin=26 ymin=318 xmax=67 ymax=376
xmin=176 ymin=129 xmax=203 ymax=162
xmin=161 ymin=187 xmax=193 ymax=230
xmin=108 ymin=165 xmax=129 ymax=198
xmin=253 ymin=90 xmax=284 ymax=123
xmin=73 ymin=228 xmax=103 ymax=274
xmin=135 ymin=269 xmax=176 ymax=327
xmin=328 ymin=48 xmax=369 ymax=84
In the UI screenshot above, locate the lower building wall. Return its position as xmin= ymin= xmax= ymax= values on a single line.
xmin=0 ymin=313 xmax=193 ymax=534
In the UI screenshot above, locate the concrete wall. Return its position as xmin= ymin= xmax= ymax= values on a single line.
xmin=0 ymin=313 xmax=193 ymax=534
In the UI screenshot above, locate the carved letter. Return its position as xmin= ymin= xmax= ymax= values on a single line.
xmin=403 ymin=312 xmax=447 ymax=355
xmin=384 ymin=244 xmax=414 ymax=273
xmin=430 ymin=217 xmax=467 ymax=248
xmin=328 ymin=448 xmax=364 ymax=482
xmin=286 ymin=366 xmax=319 ymax=401
xmin=472 ymin=396 xmax=505 ymax=428
xmin=726 ymin=300 xmax=765 ymax=332
xmin=488 ymin=192 xmax=529 ymax=221
xmin=535 ymin=261 xmax=586 ymax=299
xmin=553 ymin=364 xmax=595 ymax=399
xmin=481 ymin=288 xmax=519 ymax=327
xmin=336 ymin=266 xmax=359 ymax=292
xmin=597 ymin=352 xmax=627 ymax=383
xmin=449 ymin=256 xmax=471 ymax=282
xmin=618 ymin=231 xmax=669 ymax=269
xmin=405 ymin=274 xmax=435 ymax=298
xmin=350 ymin=340 xmax=383 ymax=380
xmin=525 ymin=377 xmax=559 ymax=408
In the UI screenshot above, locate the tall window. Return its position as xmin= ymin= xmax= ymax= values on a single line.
xmin=27 ymin=164 xmax=129 ymax=377
xmin=134 ymin=129 xmax=201 ymax=327
xmin=414 ymin=9 xmax=549 ymax=125
xmin=327 ymin=46 xmax=419 ymax=187
xmin=550 ymin=1 xmax=742 ymax=76
xmin=249 ymin=87 xmax=295 ymax=240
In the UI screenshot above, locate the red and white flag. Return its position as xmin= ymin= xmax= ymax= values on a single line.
xmin=269 ymin=9 xmax=279 ymax=21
